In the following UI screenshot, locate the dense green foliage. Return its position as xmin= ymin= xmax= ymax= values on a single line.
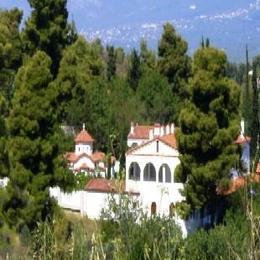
xmin=22 ymin=0 xmax=77 ymax=74
xmin=2 ymin=51 xmax=74 ymax=231
xmin=158 ymin=23 xmax=191 ymax=121
xmin=176 ymin=47 xmax=241 ymax=212
xmin=251 ymin=56 xmax=260 ymax=165
xmin=0 ymin=0 xmax=259 ymax=257
xmin=0 ymin=8 xmax=22 ymax=103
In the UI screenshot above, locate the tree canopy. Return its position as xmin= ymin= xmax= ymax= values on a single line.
xmin=176 ymin=47 xmax=241 ymax=212
xmin=22 ymin=0 xmax=77 ymax=74
xmin=3 ymin=51 xmax=74 ymax=230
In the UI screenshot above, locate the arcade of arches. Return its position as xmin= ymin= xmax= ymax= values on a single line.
xmin=128 ymin=162 xmax=174 ymax=183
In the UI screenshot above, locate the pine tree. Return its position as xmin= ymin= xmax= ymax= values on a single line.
xmin=54 ymin=36 xmax=104 ymax=124
xmin=0 ymin=8 xmax=23 ymax=102
xmin=158 ymin=23 xmax=191 ymax=122
xmin=137 ymin=71 xmax=174 ymax=123
xmin=22 ymin=0 xmax=77 ymax=75
xmin=3 ymin=51 xmax=74 ymax=230
xmin=140 ymin=39 xmax=156 ymax=73
xmin=176 ymin=47 xmax=240 ymax=213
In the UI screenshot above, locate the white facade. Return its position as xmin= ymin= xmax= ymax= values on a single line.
xmin=50 ymin=123 xmax=210 ymax=236
xmin=75 ymin=142 xmax=93 ymax=155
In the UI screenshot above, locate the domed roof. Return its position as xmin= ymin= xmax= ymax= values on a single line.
xmin=75 ymin=124 xmax=94 ymax=143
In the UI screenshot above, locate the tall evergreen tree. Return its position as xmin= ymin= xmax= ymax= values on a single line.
xmin=22 ymin=0 xmax=77 ymax=74
xmin=243 ymin=45 xmax=252 ymax=134
xmin=158 ymin=23 xmax=191 ymax=122
xmin=127 ymin=48 xmax=141 ymax=91
xmin=176 ymin=47 xmax=240 ymax=213
xmin=106 ymin=45 xmax=116 ymax=81
xmin=140 ymin=39 xmax=156 ymax=73
xmin=0 ymin=94 xmax=8 ymax=178
xmin=0 ymin=8 xmax=23 ymax=102
xmin=3 ymin=51 xmax=74 ymax=230
xmin=251 ymin=57 xmax=260 ymax=163
xmin=54 ymin=36 xmax=104 ymax=125
xmin=137 ymin=71 xmax=174 ymax=123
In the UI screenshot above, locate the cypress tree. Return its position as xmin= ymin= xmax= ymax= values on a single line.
xmin=127 ymin=48 xmax=141 ymax=91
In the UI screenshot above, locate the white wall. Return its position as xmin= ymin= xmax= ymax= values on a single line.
xmin=125 ymin=153 xmax=180 ymax=192
xmin=73 ymin=156 xmax=95 ymax=170
xmin=75 ymin=142 xmax=93 ymax=155
xmin=127 ymin=138 xmax=147 ymax=147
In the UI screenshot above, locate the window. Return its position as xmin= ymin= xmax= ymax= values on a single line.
xmin=128 ymin=162 xmax=141 ymax=181
xmin=144 ymin=163 xmax=156 ymax=181
xmin=151 ymin=202 xmax=157 ymax=215
xmin=159 ymin=164 xmax=171 ymax=183
xmin=156 ymin=140 xmax=159 ymax=153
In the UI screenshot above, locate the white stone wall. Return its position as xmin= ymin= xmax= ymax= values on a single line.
xmin=49 ymin=187 xmax=191 ymax=237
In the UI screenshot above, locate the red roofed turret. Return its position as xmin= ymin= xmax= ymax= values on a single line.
xmin=75 ymin=123 xmax=94 ymax=144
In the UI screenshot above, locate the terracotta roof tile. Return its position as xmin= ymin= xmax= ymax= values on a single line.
xmin=234 ymin=134 xmax=251 ymax=145
xmin=85 ymin=178 xmax=125 ymax=193
xmin=65 ymin=152 xmax=78 ymax=162
xmin=218 ymin=175 xmax=260 ymax=195
xmin=75 ymin=130 xmax=94 ymax=143
xmin=126 ymin=133 xmax=178 ymax=155
xmin=128 ymin=125 xmax=154 ymax=139
xmin=66 ymin=152 xmax=94 ymax=163
xmin=91 ymin=152 xmax=105 ymax=162
xmin=159 ymin=134 xmax=177 ymax=149
xmin=256 ymin=163 xmax=260 ymax=174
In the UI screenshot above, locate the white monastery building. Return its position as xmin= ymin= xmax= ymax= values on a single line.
xmin=50 ymin=121 xmax=256 ymax=237
xmin=125 ymin=123 xmax=184 ymax=216
xmin=65 ymin=124 xmax=116 ymax=176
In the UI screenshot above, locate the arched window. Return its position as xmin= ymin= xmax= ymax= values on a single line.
xmin=128 ymin=162 xmax=140 ymax=181
xmin=151 ymin=202 xmax=157 ymax=215
xmin=169 ymin=203 xmax=175 ymax=217
xmin=159 ymin=164 xmax=171 ymax=183
xmin=144 ymin=163 xmax=156 ymax=181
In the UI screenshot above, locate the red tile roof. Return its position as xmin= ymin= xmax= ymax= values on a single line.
xmin=128 ymin=125 xmax=154 ymax=139
xmin=218 ymin=177 xmax=246 ymax=195
xmin=234 ymin=134 xmax=251 ymax=145
xmin=75 ymin=129 xmax=94 ymax=143
xmin=91 ymin=152 xmax=105 ymax=162
xmin=85 ymin=178 xmax=125 ymax=193
xmin=126 ymin=134 xmax=178 ymax=155
xmin=256 ymin=163 xmax=260 ymax=174
xmin=65 ymin=152 xmax=94 ymax=163
xmin=218 ymin=175 xmax=260 ymax=195
xmin=159 ymin=134 xmax=177 ymax=149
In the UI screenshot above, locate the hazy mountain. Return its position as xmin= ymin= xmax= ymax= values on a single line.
xmin=2 ymin=0 xmax=260 ymax=61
